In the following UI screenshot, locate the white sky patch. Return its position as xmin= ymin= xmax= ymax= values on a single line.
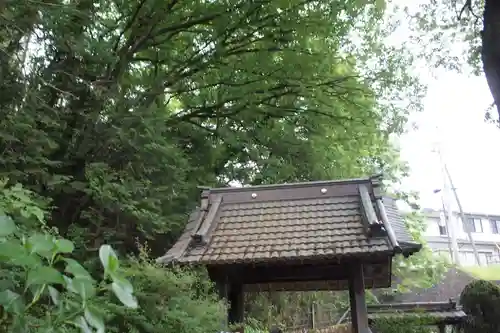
xmin=400 ymin=70 xmax=499 ymax=214
xmin=384 ymin=0 xmax=500 ymax=214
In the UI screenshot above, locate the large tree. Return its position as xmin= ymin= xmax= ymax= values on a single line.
xmin=0 ymin=0 xmax=422 ymax=256
xmin=0 ymin=1 xmax=447 ymax=331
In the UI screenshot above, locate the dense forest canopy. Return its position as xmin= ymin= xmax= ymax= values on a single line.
xmin=0 ymin=0 xmax=446 ymax=332
xmin=1 ymin=0 xmax=422 ymax=256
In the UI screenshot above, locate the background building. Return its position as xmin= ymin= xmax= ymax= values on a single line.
xmin=422 ymin=208 xmax=500 ymax=266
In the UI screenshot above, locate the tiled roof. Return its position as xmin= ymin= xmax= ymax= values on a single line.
xmin=157 ymin=176 xmax=421 ymax=265
xmin=367 ymin=300 xmax=466 ymax=325
xmin=379 ymin=268 xmax=476 ymax=303
xmin=377 ymin=267 xmax=500 ymax=304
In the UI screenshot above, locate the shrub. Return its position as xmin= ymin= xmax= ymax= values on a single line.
xmin=370 ymin=314 xmax=434 ymax=333
xmin=103 ymin=246 xmax=226 ymax=333
xmin=0 ymin=183 xmax=137 ymax=332
xmin=460 ymin=279 xmax=500 ymax=333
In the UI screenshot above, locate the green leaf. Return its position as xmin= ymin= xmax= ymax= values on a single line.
xmin=63 ymin=276 xmax=76 ymax=293
xmin=70 ymin=181 xmax=87 ymax=191
xmin=111 ymin=274 xmax=133 ymax=294
xmin=28 ymin=233 xmax=55 ymax=258
xmin=0 ymin=289 xmax=25 ymax=314
xmin=26 ymin=266 xmax=64 ymax=286
xmin=30 ymin=207 xmax=45 ymax=223
xmin=99 ymin=244 xmax=118 ymax=274
xmin=75 ymin=316 xmax=93 ymax=333
xmin=0 ymin=215 xmax=16 ymax=237
xmin=55 ymin=238 xmax=74 ymax=253
xmin=0 ymin=239 xmax=41 ymax=267
xmin=64 ymin=258 xmax=93 ymax=281
xmin=48 ymin=286 xmax=60 ymax=305
xmin=71 ymin=277 xmax=96 ymax=300
xmin=84 ymin=307 xmax=105 ymax=333
xmin=111 ymin=281 xmax=138 ymax=308
xmin=0 ymin=239 xmax=23 ymax=260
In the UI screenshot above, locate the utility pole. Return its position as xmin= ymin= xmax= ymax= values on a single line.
xmin=434 ymin=144 xmax=460 ymax=265
xmin=431 ymin=125 xmax=479 ymax=265
xmin=441 ymin=168 xmax=461 ymax=265
xmin=444 ymin=164 xmax=481 ymax=265
xmin=434 ymin=189 xmax=454 ymax=262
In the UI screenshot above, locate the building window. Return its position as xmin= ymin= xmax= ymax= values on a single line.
xmin=459 ymin=251 xmax=492 ymax=266
xmin=438 ymin=225 xmax=447 ymax=235
xmin=464 ymin=218 xmax=483 ymax=233
xmin=459 ymin=251 xmax=477 ymax=265
xmin=491 ymin=220 xmax=500 ymax=234
xmin=487 ymin=252 xmax=500 ymax=264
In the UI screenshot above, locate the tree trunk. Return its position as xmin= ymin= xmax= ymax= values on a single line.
xmin=482 ymin=0 xmax=500 ymax=119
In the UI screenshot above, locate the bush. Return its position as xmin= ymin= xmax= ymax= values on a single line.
xmin=460 ymin=279 xmax=500 ymax=333
xmin=0 ymin=183 xmax=137 ymax=332
xmin=0 ymin=181 xmax=225 ymax=333
xmin=103 ymin=247 xmax=226 ymax=333
xmin=370 ymin=314 xmax=434 ymax=333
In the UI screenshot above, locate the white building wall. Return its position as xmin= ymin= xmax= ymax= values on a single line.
xmin=454 ymin=216 xmax=500 ymax=243
xmin=422 ymin=209 xmax=500 ymax=266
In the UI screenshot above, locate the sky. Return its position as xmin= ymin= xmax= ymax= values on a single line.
xmin=399 ymin=67 xmax=500 ymax=214
xmin=386 ymin=1 xmax=500 ymax=214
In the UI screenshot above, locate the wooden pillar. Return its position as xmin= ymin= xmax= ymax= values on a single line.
xmin=215 ymin=280 xmax=230 ymax=329
xmin=216 ymin=280 xmax=228 ymax=299
xmin=348 ymin=263 xmax=369 ymax=333
xmin=438 ymin=324 xmax=446 ymax=333
xmin=308 ymin=302 xmax=316 ymax=329
xmin=228 ymin=283 xmax=244 ymax=332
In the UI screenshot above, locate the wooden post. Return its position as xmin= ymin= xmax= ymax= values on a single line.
xmin=309 ymin=302 xmax=316 ymax=329
xmin=348 ymin=263 xmax=369 ymax=333
xmin=215 ymin=280 xmax=229 ymax=330
xmin=438 ymin=324 xmax=446 ymax=333
xmin=228 ymin=283 xmax=244 ymax=332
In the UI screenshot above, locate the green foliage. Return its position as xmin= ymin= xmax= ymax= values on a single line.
xmin=1 ymin=0 xmax=438 ymax=331
xmin=0 ymin=0 xmax=421 ymax=258
xmin=462 ymin=264 xmax=500 ymax=280
xmin=406 ymin=0 xmax=484 ymax=72
xmin=392 ymin=210 xmax=449 ymax=292
xmin=245 ymin=327 xmax=268 ymax=333
xmin=0 ymin=183 xmax=137 ymax=333
xmin=460 ymin=279 xmax=500 ymax=333
xmin=102 ymin=246 xmax=225 ymax=333
xmin=371 ymin=314 xmax=435 ymax=333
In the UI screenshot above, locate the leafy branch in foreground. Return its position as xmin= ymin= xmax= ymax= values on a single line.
xmin=0 ymin=213 xmax=138 ymax=333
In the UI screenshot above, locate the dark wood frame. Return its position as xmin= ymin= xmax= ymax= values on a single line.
xmin=210 ymin=258 xmax=390 ymax=333
xmin=159 ymin=175 xmax=421 ymax=333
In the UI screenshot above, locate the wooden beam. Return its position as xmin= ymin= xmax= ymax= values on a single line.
xmin=348 ymin=263 xmax=369 ymax=333
xmin=209 ymin=263 xmax=349 ymax=284
xmin=243 ymin=277 xmax=386 ymax=292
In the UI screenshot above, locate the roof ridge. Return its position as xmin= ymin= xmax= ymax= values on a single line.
xmin=206 ymin=176 xmax=376 ymax=193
